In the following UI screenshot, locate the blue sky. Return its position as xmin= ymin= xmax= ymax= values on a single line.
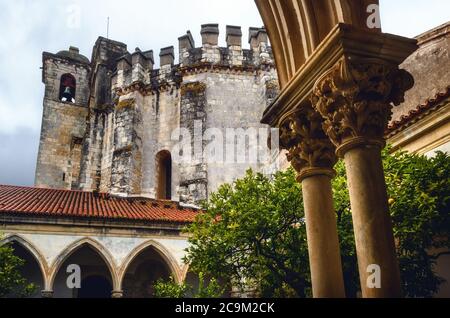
xmin=0 ymin=0 xmax=449 ymax=186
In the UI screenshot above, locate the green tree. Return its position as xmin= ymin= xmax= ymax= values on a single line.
xmin=154 ymin=273 xmax=224 ymax=298
xmin=185 ymin=169 xmax=310 ymax=297
xmin=154 ymin=276 xmax=188 ymax=298
xmin=0 ymin=242 xmax=37 ymax=298
xmin=185 ymin=149 xmax=449 ymax=298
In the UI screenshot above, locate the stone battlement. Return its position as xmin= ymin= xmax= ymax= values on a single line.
xmin=110 ymin=24 xmax=274 ymax=94
xmin=43 ymin=24 xmax=274 ymax=97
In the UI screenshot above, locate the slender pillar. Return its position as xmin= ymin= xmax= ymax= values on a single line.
xmin=301 ymin=169 xmax=345 ymax=297
xmin=280 ymin=106 xmax=345 ymax=298
xmin=340 ymin=140 xmax=400 ymax=297
xmin=312 ymin=58 xmax=415 ymax=297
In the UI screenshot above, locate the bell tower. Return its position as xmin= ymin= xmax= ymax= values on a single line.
xmin=35 ymin=46 xmax=91 ymax=189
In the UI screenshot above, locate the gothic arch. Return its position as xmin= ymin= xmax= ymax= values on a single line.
xmin=118 ymin=240 xmax=182 ymax=289
xmin=48 ymin=237 xmax=119 ymax=292
xmin=255 ymin=0 xmax=380 ymax=88
xmin=0 ymin=234 xmax=48 ymax=289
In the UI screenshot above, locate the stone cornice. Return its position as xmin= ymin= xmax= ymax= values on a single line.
xmin=114 ymin=62 xmax=275 ymax=97
xmin=180 ymin=62 xmax=274 ymax=76
xmin=0 ymin=214 xmax=188 ymax=234
xmin=261 ymin=23 xmax=418 ymax=128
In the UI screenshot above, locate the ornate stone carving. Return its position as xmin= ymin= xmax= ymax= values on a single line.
xmin=311 ymin=58 xmax=414 ymax=148
xmin=279 ymin=105 xmax=337 ymax=179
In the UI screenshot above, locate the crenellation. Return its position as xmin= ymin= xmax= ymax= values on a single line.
xmin=131 ymin=48 xmax=152 ymax=83
xmin=160 ymin=46 xmax=175 ymax=67
xmin=200 ymin=23 xmax=220 ymax=46
xmin=178 ymin=31 xmax=195 ymax=66
xmin=226 ymin=25 xmax=242 ymax=47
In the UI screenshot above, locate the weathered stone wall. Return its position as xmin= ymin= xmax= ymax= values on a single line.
xmin=141 ymin=88 xmax=182 ymax=200
xmin=178 ymin=81 xmax=208 ymax=203
xmin=110 ymin=95 xmax=144 ymax=195
xmin=35 ymin=55 xmax=90 ymax=189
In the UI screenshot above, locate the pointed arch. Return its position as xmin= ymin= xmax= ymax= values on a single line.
xmin=255 ymin=0 xmax=380 ymax=88
xmin=118 ymin=240 xmax=182 ymax=290
xmin=0 ymin=234 xmax=48 ymax=290
xmin=48 ymin=237 xmax=119 ymax=291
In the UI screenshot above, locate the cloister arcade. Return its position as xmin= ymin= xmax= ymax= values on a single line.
xmin=1 ymin=234 xmax=192 ymax=298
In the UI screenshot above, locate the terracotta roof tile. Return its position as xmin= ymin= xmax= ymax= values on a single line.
xmin=0 ymin=185 xmax=198 ymax=224
xmin=387 ymin=86 xmax=450 ymax=135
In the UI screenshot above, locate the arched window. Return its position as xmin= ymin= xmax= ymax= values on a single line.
xmin=59 ymin=74 xmax=76 ymax=103
xmin=155 ymin=150 xmax=172 ymax=200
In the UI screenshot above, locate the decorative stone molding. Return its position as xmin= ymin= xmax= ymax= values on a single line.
xmin=180 ymin=81 xmax=207 ymax=96
xmin=279 ymin=105 xmax=337 ymax=181
xmin=311 ymin=58 xmax=414 ymax=154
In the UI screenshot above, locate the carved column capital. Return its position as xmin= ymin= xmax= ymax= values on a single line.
xmin=279 ymin=105 xmax=337 ymax=181
xmin=311 ymin=58 xmax=414 ymax=157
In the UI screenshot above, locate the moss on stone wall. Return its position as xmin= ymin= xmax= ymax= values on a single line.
xmin=180 ymin=82 xmax=207 ymax=96
xmin=116 ymin=98 xmax=135 ymax=111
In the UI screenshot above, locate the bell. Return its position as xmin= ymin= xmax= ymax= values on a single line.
xmin=61 ymin=86 xmax=74 ymax=103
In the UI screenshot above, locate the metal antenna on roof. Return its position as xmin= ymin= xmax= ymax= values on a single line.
xmin=107 ymin=17 xmax=110 ymax=39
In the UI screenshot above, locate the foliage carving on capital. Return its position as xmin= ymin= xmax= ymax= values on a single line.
xmin=279 ymin=105 xmax=337 ymax=174
xmin=311 ymin=58 xmax=414 ymax=146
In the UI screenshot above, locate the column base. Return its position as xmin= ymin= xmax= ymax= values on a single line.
xmin=41 ymin=290 xmax=54 ymax=298
xmin=111 ymin=290 xmax=124 ymax=298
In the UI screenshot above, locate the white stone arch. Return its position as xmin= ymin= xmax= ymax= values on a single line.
xmin=0 ymin=234 xmax=49 ymax=290
xmin=48 ymin=237 xmax=119 ymax=292
xmin=180 ymin=263 xmax=191 ymax=282
xmin=118 ymin=240 xmax=182 ymax=290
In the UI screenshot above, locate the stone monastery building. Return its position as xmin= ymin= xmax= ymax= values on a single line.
xmin=35 ymin=24 xmax=278 ymax=206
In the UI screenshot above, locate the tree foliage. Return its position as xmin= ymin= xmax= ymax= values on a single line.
xmin=154 ymin=273 xmax=224 ymax=298
xmin=0 ymin=242 xmax=37 ymax=298
xmin=184 ymin=149 xmax=449 ymax=298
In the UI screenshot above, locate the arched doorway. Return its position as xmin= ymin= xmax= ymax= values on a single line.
xmin=7 ymin=241 xmax=45 ymax=298
xmin=155 ymin=150 xmax=172 ymax=200
xmin=52 ymin=244 xmax=114 ymax=298
xmin=121 ymin=246 xmax=174 ymax=298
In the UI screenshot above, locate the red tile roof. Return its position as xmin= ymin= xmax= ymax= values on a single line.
xmin=387 ymin=86 xmax=450 ymax=136
xmin=0 ymin=185 xmax=198 ymax=224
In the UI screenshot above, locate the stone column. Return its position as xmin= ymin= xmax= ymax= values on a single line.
xmin=312 ymin=58 xmax=415 ymax=298
xmin=280 ymin=106 xmax=345 ymax=298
